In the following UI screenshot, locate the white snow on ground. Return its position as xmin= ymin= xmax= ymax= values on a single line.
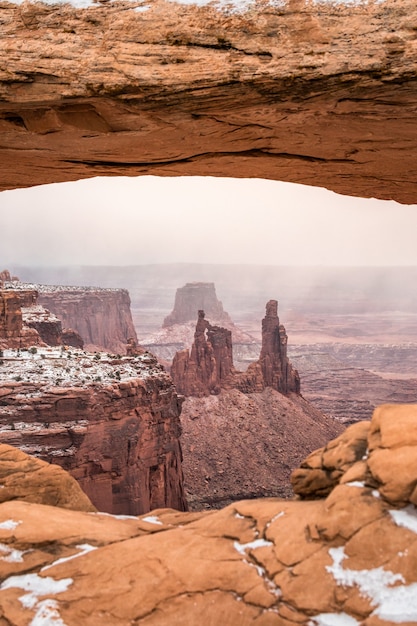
xmin=0 ymin=520 xmax=21 ymax=531
xmin=234 ymin=538 xmax=281 ymax=598
xmin=390 ymin=505 xmax=417 ymax=535
xmin=0 ymin=573 xmax=72 ymax=625
xmin=0 ymin=347 xmax=163 ymax=390
xmin=309 ymin=613 xmax=360 ymax=626
xmin=0 ymin=543 xmax=27 ymax=563
xmin=94 ymin=511 xmax=140 ymax=520
xmin=326 ymin=546 xmax=417 ymax=623
xmin=141 ymin=515 xmax=163 ymax=525
xmin=234 ymin=538 xmax=273 ymax=556
xmin=344 ymin=481 xmax=365 ymax=488
xmin=42 ymin=544 xmax=97 ymax=571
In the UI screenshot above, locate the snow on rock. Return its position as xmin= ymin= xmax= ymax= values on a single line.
xmin=326 ymin=546 xmax=417 ymax=623
xmin=141 ymin=515 xmax=163 ymax=525
xmin=390 ymin=505 xmax=417 ymax=535
xmin=42 ymin=544 xmax=97 ymax=571
xmin=0 ymin=519 xmax=21 ymax=531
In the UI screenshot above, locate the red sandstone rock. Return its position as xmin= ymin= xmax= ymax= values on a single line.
xmin=1 ymin=404 xmax=417 ymax=625
xmin=62 ymin=328 xmax=84 ymax=349
xmin=0 ymin=348 xmax=187 ymax=515
xmin=0 ymin=443 xmax=96 ymax=512
xmin=36 ymin=286 xmax=138 ymax=354
xmin=172 ymin=301 xmax=299 ymax=397
xmin=0 ymin=290 xmax=42 ymax=349
xmin=171 ymin=310 xmax=234 ymax=396
xmin=0 ymin=1 xmax=416 ymax=204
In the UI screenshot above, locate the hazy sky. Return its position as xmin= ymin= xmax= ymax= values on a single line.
xmin=1 ymin=175 xmax=417 ymax=267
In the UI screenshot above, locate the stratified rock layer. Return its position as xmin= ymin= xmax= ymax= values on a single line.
xmin=0 ymin=404 xmax=417 ymax=625
xmin=6 ymin=282 xmax=138 ymax=354
xmin=0 ymin=348 xmax=187 ymax=515
xmin=1 ymin=0 xmax=417 ymax=203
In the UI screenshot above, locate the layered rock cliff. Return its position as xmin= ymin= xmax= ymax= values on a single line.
xmin=0 ymin=347 xmax=187 ymax=515
xmin=0 ymin=404 xmax=417 ymax=625
xmin=7 ymin=282 xmax=138 ymax=354
xmin=0 ymin=0 xmax=416 ymax=204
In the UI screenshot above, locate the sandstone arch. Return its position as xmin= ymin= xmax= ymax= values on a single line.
xmin=0 ymin=0 xmax=416 ymax=203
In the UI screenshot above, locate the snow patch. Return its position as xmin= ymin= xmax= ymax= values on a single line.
xmin=234 ymin=538 xmax=273 ymax=556
xmin=326 ymin=546 xmax=417 ymax=623
xmin=0 ymin=543 xmax=27 ymax=563
xmin=345 ymin=481 xmax=365 ymax=488
xmin=94 ymin=511 xmax=139 ymax=520
xmin=390 ymin=506 xmax=417 ymax=535
xmin=141 ymin=515 xmax=163 ymax=525
xmin=1 ymin=573 xmax=72 ymax=625
xmin=309 ymin=613 xmax=360 ymax=626
xmin=0 ymin=519 xmax=21 ymax=531
xmin=42 ymin=544 xmax=97 ymax=571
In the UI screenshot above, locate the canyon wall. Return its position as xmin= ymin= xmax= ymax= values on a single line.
xmin=1 ymin=0 xmax=416 ymax=203
xmin=32 ymin=285 xmax=137 ymax=354
xmin=0 ymin=348 xmax=187 ymax=515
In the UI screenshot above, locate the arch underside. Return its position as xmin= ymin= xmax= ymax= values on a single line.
xmin=1 ymin=0 xmax=416 ymax=203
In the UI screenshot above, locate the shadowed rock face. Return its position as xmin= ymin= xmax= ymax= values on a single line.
xmin=1 ymin=0 xmax=417 ymax=203
xmin=163 ymin=283 xmax=232 ymax=328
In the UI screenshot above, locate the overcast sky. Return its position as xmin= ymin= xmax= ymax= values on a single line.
xmin=1 ymin=175 xmax=416 ymax=267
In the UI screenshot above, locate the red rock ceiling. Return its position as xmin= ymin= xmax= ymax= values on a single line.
xmin=0 ymin=0 xmax=416 ymax=203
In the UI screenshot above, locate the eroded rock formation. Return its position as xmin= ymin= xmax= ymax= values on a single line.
xmin=5 ymin=281 xmax=138 ymax=354
xmin=171 ymin=300 xmax=299 ymax=396
xmin=1 ymin=0 xmax=416 ymax=203
xmin=163 ymin=283 xmax=232 ymax=328
xmin=0 ymin=404 xmax=417 ymax=625
xmin=0 ymin=347 xmax=187 ymax=515
xmin=0 ymin=289 xmax=43 ymax=349
xmin=171 ymin=310 xmax=234 ymax=396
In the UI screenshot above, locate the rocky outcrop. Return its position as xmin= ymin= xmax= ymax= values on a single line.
xmin=0 ymin=347 xmax=187 ymax=515
xmin=5 ymin=282 xmax=138 ymax=354
xmin=1 ymin=0 xmax=417 ymax=204
xmin=171 ymin=310 xmax=234 ymax=396
xmin=163 ymin=283 xmax=232 ymax=328
xmin=0 ymin=290 xmax=42 ymax=349
xmin=242 ymin=300 xmax=300 ymax=395
xmin=292 ymin=403 xmax=417 ymax=507
xmin=0 ymin=443 xmax=96 ymax=512
xmin=171 ymin=300 xmax=299 ymax=397
xmin=0 ymin=404 xmax=417 ymax=625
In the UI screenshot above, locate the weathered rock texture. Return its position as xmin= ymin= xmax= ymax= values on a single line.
xmin=1 ymin=0 xmax=417 ymax=204
xmin=0 ymin=348 xmax=187 ymax=515
xmin=163 ymin=282 xmax=232 ymax=328
xmin=7 ymin=282 xmax=138 ymax=354
xmin=171 ymin=310 xmax=234 ymax=396
xmin=171 ymin=300 xmax=299 ymax=396
xmin=0 ymin=442 xmax=96 ymax=512
xmin=292 ymin=402 xmax=417 ymax=507
xmin=0 ymin=289 xmax=42 ymax=349
xmin=1 ymin=404 xmax=417 ymax=625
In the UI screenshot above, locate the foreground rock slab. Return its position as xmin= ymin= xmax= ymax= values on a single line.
xmin=0 ymin=404 xmax=417 ymax=624
xmin=1 ymin=0 xmax=417 ymax=203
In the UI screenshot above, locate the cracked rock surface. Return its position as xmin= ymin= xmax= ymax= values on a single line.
xmin=0 ymin=403 xmax=417 ymax=624
xmin=0 ymin=0 xmax=417 ymax=202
